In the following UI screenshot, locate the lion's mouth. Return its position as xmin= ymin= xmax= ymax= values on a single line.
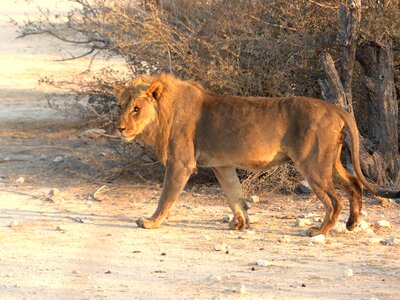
xmin=120 ymin=132 xmax=136 ymax=142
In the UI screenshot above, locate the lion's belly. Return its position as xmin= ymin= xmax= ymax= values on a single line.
xmin=196 ymin=148 xmax=290 ymax=171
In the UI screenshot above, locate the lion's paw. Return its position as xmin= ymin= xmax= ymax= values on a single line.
xmin=346 ymin=216 xmax=360 ymax=231
xmin=228 ymin=214 xmax=249 ymax=230
xmin=136 ymin=217 xmax=160 ymax=229
xmin=307 ymin=227 xmax=324 ymax=237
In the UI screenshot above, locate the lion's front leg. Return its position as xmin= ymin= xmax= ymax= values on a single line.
xmin=212 ymin=167 xmax=250 ymax=230
xmin=136 ymin=162 xmax=192 ymax=229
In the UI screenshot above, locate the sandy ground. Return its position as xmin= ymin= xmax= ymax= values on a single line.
xmin=1 ymin=2 xmax=400 ymax=299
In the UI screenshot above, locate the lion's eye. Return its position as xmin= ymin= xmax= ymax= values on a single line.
xmin=133 ymin=106 xmax=140 ymax=113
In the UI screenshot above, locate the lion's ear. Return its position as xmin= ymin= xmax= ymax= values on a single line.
xmin=148 ymin=81 xmax=164 ymax=101
xmin=114 ymin=84 xmax=125 ymax=98
xmin=132 ymin=76 xmax=145 ymax=87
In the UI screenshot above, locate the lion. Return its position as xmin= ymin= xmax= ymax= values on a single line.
xmin=115 ymin=73 xmax=399 ymax=237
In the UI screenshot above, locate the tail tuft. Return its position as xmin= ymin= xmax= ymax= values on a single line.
xmin=377 ymin=189 xmax=400 ymax=199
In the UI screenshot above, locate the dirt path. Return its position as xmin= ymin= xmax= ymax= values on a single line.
xmin=1 ymin=118 xmax=400 ymax=300
xmin=1 ymin=4 xmax=400 ymax=298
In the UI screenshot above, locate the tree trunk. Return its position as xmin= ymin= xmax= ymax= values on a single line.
xmin=337 ymin=0 xmax=361 ymax=114
xmin=356 ymin=41 xmax=400 ymax=185
xmin=319 ymin=0 xmax=399 ymax=188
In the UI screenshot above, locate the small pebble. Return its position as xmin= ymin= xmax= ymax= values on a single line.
xmin=48 ymin=188 xmax=60 ymax=196
xmin=344 ymin=268 xmax=353 ymax=277
xmin=248 ymin=195 xmax=260 ymax=203
xmin=310 ymin=234 xmax=326 ymax=245
xmin=214 ymin=243 xmax=230 ymax=252
xmin=234 ymin=284 xmax=246 ymax=294
xmin=332 ymin=222 xmax=348 ymax=234
xmin=296 ymin=219 xmax=312 ymax=227
xmin=366 ymin=238 xmax=382 ymax=245
xmin=383 ymin=237 xmax=400 ymax=246
xmin=358 ymin=220 xmax=370 ymax=231
xmin=244 ymin=230 xmax=256 ymax=235
xmin=202 ymin=235 xmax=212 ymax=241
xmin=38 ymin=154 xmax=48 ymax=160
xmin=221 ymin=215 xmax=233 ymax=223
xmin=15 ymin=177 xmax=25 ymax=185
xmin=256 ymin=259 xmax=271 ymax=267
xmin=375 ymin=220 xmax=391 ymax=228
xmin=9 ymin=220 xmax=19 ymax=227
xmin=55 ymin=225 xmax=66 ymax=232
xmin=278 ymin=235 xmax=291 ymax=243
xmin=207 ymin=274 xmax=222 ymax=282
xmin=249 ymin=215 xmax=259 ymax=224
xmin=53 ymin=156 xmax=64 ymax=163
xmin=299 ymin=212 xmax=314 ymax=219
xmin=365 ymin=228 xmax=375 ymax=235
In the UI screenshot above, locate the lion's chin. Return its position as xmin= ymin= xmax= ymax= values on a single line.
xmin=121 ymin=135 xmax=136 ymax=142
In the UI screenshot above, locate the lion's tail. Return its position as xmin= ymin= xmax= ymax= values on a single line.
xmin=339 ymin=109 xmax=400 ymax=199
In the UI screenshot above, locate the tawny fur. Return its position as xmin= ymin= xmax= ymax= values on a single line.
xmin=115 ymin=73 xmax=399 ymax=236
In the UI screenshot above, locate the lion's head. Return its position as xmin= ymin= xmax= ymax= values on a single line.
xmin=115 ymin=77 xmax=163 ymax=142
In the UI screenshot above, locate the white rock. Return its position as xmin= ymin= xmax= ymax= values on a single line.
xmin=38 ymin=154 xmax=48 ymax=160
xmin=207 ymin=274 xmax=222 ymax=282
xmin=221 ymin=215 xmax=233 ymax=223
xmin=48 ymin=188 xmax=60 ymax=196
xmin=234 ymin=284 xmax=247 ymax=294
xmin=249 ymin=215 xmax=259 ymax=224
xmin=53 ymin=156 xmax=64 ymax=163
xmin=299 ymin=212 xmax=314 ymax=219
xmin=214 ymin=243 xmax=230 ymax=252
xmin=248 ymin=195 xmax=260 ymax=203
xmin=375 ymin=220 xmax=391 ymax=228
xmin=256 ymin=259 xmax=271 ymax=267
xmin=365 ymin=228 xmax=375 ymax=235
xmin=358 ymin=220 xmax=370 ymax=231
xmin=296 ymin=219 xmax=312 ymax=227
xmin=278 ymin=235 xmax=291 ymax=243
xmin=344 ymin=268 xmax=353 ymax=277
xmin=55 ymin=225 xmax=66 ymax=232
xmin=244 ymin=230 xmax=256 ymax=235
xmin=310 ymin=234 xmax=326 ymax=245
xmin=367 ymin=238 xmax=382 ymax=245
xmin=202 ymin=235 xmax=212 ymax=241
xmin=15 ymin=177 xmax=25 ymax=185
xmin=332 ymin=221 xmax=348 ymax=234
xmin=9 ymin=220 xmax=19 ymax=227
xmin=384 ymin=237 xmax=400 ymax=246
xmin=360 ymin=210 xmax=368 ymax=217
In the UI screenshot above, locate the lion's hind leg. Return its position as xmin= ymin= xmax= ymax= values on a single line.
xmin=304 ymin=181 xmax=344 ymax=237
xmin=212 ymin=167 xmax=250 ymax=230
xmin=333 ymin=158 xmax=363 ymax=231
xmin=293 ymin=142 xmax=343 ymax=236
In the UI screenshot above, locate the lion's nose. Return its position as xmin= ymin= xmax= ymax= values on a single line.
xmin=117 ymin=127 xmax=126 ymax=133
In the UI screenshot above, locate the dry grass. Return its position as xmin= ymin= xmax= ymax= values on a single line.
xmin=15 ymin=0 xmax=400 ymax=192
